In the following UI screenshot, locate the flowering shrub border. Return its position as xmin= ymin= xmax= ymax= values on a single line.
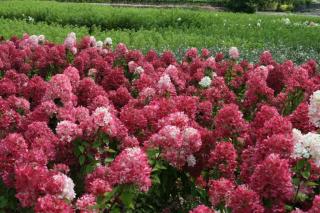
xmin=0 ymin=33 xmax=320 ymax=212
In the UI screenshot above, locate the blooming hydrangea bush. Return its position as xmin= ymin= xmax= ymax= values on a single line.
xmin=0 ymin=32 xmax=320 ymax=213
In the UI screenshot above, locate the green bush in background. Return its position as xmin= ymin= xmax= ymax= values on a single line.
xmin=0 ymin=1 xmax=319 ymax=63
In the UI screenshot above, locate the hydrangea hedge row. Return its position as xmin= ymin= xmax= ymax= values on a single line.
xmin=0 ymin=33 xmax=320 ymax=212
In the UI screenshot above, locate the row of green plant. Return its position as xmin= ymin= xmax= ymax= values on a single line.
xmin=2 ymin=1 xmax=320 ymax=30
xmin=2 ymin=0 xmax=234 ymax=30
xmin=53 ymin=0 xmax=225 ymax=5
xmin=0 ymin=17 xmax=319 ymax=63
xmin=40 ymin=0 xmax=316 ymax=12
xmin=1 ymin=1 xmax=320 ymax=48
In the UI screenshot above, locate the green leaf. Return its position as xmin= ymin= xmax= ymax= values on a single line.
xmin=110 ymin=207 xmax=121 ymax=213
xmin=285 ymin=205 xmax=294 ymax=211
xmin=79 ymin=145 xmax=85 ymax=153
xmin=294 ymin=159 xmax=306 ymax=172
xmin=85 ymin=163 xmax=96 ymax=174
xmin=292 ymin=177 xmax=300 ymax=186
xmin=302 ymin=170 xmax=311 ymax=179
xmin=82 ymin=141 xmax=90 ymax=147
xmin=302 ymin=161 xmax=311 ymax=179
xmin=0 ymin=196 xmax=8 ymax=208
xmin=152 ymin=162 xmax=167 ymax=172
xmin=147 ymin=149 xmax=159 ymax=159
xmin=92 ymin=140 xmax=101 ymax=148
xmin=296 ymin=192 xmax=308 ymax=202
xmin=79 ymin=155 xmax=85 ymax=165
xmin=96 ymin=187 xmax=119 ymax=209
xmin=106 ymin=148 xmax=116 ymax=153
xmin=104 ymin=189 xmax=117 ymax=202
xmin=306 ymin=181 xmax=318 ymax=187
xmin=104 ymin=157 xmax=114 ymax=164
xmin=120 ymin=186 xmax=137 ymax=209
xmin=152 ymin=175 xmax=161 ymax=184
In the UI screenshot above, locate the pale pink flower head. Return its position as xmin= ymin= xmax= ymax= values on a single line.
xmin=64 ymin=32 xmax=77 ymax=54
xmin=205 ymin=56 xmax=217 ymax=70
xmin=139 ymin=87 xmax=156 ymax=101
xmin=64 ymin=37 xmax=76 ymax=49
xmin=146 ymin=118 xmax=202 ymax=169
xmin=56 ymin=120 xmax=82 ymax=143
xmin=28 ymin=35 xmax=39 ymax=48
xmin=229 ymin=47 xmax=240 ymax=60
xmin=157 ymin=74 xmax=176 ymax=96
xmin=135 ymin=66 xmax=144 ymax=75
xmin=92 ymin=106 xmax=113 ymax=127
xmin=128 ymin=61 xmax=138 ymax=73
xmin=71 ymin=47 xmax=77 ymax=55
xmin=150 ymin=125 xmax=183 ymax=148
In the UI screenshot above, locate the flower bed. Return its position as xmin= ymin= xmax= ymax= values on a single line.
xmin=0 ymin=33 xmax=320 ymax=212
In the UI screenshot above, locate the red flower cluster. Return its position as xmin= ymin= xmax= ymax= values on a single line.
xmin=0 ymin=33 xmax=320 ymax=212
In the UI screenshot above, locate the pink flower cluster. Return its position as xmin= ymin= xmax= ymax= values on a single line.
xmin=0 ymin=33 xmax=320 ymax=212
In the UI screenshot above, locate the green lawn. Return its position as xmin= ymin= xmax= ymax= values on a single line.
xmin=0 ymin=0 xmax=320 ymax=62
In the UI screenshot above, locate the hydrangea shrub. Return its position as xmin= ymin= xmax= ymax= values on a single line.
xmin=0 ymin=33 xmax=320 ymax=212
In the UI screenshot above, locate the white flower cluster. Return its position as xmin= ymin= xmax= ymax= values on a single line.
xmin=199 ymin=76 xmax=212 ymax=88
xmin=292 ymin=128 xmax=320 ymax=166
xmin=28 ymin=34 xmax=45 ymax=46
xmin=104 ymin=37 xmax=112 ymax=46
xmin=257 ymin=19 xmax=261 ymax=27
xmin=308 ymin=90 xmax=320 ymax=127
xmin=53 ymin=174 xmax=76 ymax=201
xmin=282 ymin=18 xmax=291 ymax=25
